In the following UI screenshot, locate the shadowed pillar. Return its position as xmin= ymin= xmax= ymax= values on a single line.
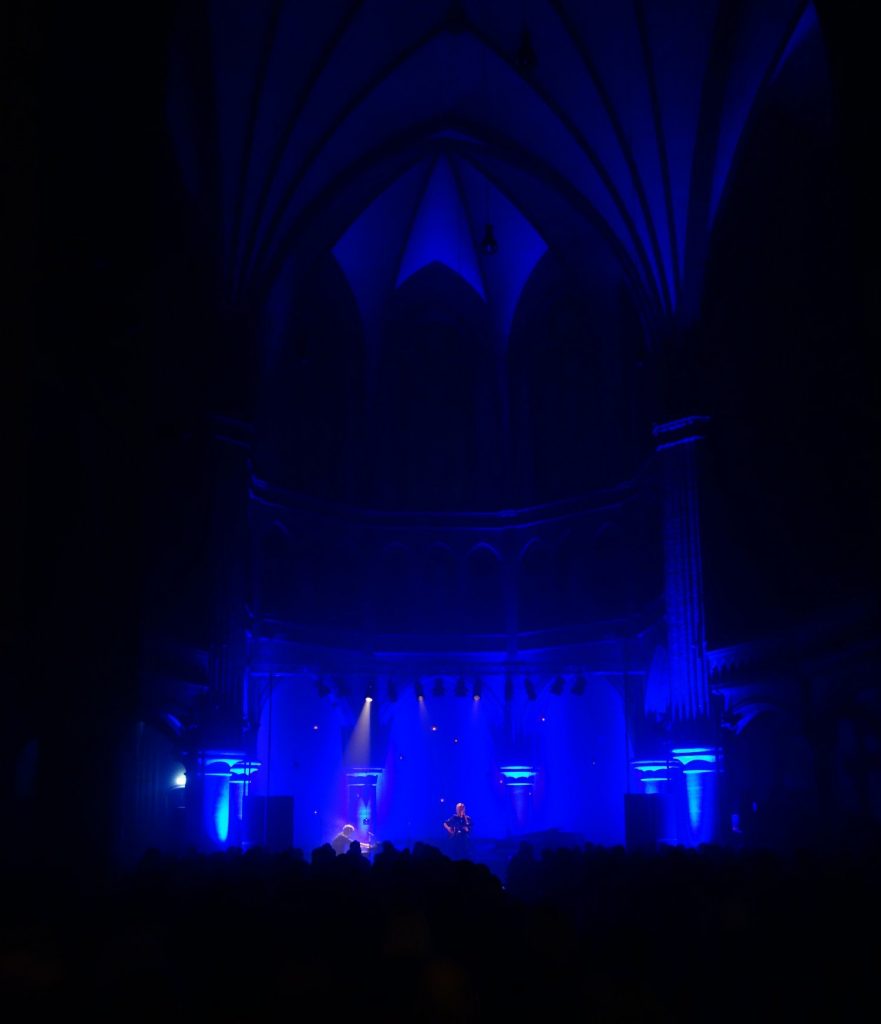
xmin=653 ymin=416 xmax=711 ymax=721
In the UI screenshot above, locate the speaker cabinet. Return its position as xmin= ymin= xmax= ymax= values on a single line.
xmin=624 ymin=793 xmax=661 ymax=852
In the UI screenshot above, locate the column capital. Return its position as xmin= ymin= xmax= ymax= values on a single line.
xmin=184 ymin=749 xmax=246 ymax=776
xmin=499 ymin=764 xmax=537 ymax=787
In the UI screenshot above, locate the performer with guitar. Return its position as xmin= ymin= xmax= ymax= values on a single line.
xmin=443 ymin=802 xmax=472 ymax=857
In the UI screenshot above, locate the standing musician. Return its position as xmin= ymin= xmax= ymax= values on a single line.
xmin=443 ymin=802 xmax=472 ymax=855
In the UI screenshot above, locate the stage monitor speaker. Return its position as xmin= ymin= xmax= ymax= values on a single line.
xmin=624 ymin=793 xmax=660 ymax=852
xmin=246 ymin=795 xmax=294 ymax=851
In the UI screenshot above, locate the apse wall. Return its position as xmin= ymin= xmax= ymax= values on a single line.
xmin=254 ymin=245 xmax=646 ymax=511
xmin=251 ymin=673 xmax=627 ymax=853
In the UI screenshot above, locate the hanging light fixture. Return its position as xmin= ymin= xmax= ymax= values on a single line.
xmin=446 ymin=0 xmax=467 ymax=34
xmin=479 ymin=223 xmax=498 ymax=254
xmin=515 ymin=28 xmax=537 ymax=72
xmin=478 ymin=28 xmax=499 ymax=257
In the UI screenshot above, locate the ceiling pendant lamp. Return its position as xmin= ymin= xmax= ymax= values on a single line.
xmin=480 ymin=222 xmax=498 ymax=254
xmin=515 ymin=28 xmax=537 ymax=72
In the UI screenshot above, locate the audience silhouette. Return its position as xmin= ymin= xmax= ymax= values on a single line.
xmin=2 ymin=830 xmax=878 ymax=1017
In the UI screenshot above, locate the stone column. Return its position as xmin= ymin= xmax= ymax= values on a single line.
xmin=670 ymin=747 xmax=720 ymax=846
xmin=499 ymin=764 xmax=536 ymax=834
xmin=183 ymin=751 xmax=244 ymax=850
xmin=653 ymin=416 xmax=710 ymax=720
xmin=228 ymin=759 xmax=261 ymax=848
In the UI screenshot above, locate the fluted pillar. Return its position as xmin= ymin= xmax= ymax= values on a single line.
xmin=499 ymin=764 xmax=536 ymax=834
xmin=183 ymin=751 xmax=244 ymax=850
xmin=653 ymin=415 xmax=710 ymax=720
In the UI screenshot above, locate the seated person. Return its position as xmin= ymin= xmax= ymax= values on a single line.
xmin=331 ymin=823 xmax=357 ymax=855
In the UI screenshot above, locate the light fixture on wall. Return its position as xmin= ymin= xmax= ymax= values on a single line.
xmin=455 ymin=676 xmax=468 ymax=698
xmin=550 ymin=675 xmax=565 ymax=696
xmin=433 ymin=677 xmax=446 ymax=698
xmin=524 ymin=677 xmax=537 ymax=701
xmin=572 ymin=674 xmax=586 ymax=696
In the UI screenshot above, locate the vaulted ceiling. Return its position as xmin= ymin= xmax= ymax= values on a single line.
xmin=168 ymin=0 xmax=828 ymax=342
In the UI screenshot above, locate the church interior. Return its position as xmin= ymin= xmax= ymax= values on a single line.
xmin=4 ymin=2 xmax=879 ymax=1011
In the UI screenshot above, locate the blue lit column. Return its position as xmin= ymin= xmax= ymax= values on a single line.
xmin=649 ymin=417 xmax=722 ymax=845
xmin=499 ymin=765 xmax=536 ymax=834
xmin=228 ymin=759 xmax=261 ymax=848
xmin=653 ymin=416 xmax=710 ymax=721
xmin=670 ymin=747 xmax=720 ymax=847
xmin=632 ymin=759 xmax=670 ymax=797
xmin=631 ymin=759 xmax=673 ymax=846
xmin=183 ymin=751 xmax=245 ymax=850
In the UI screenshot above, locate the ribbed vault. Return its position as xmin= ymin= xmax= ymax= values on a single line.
xmin=168 ymin=0 xmax=827 ymax=340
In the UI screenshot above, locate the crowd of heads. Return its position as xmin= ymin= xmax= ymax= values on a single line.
xmin=4 ymin=834 xmax=878 ymax=1018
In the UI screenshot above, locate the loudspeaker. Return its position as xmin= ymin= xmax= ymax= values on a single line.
xmin=624 ymin=793 xmax=660 ymax=852
xmin=246 ymin=795 xmax=294 ymax=851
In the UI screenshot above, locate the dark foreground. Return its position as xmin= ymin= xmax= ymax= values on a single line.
xmin=2 ymin=838 xmax=878 ymax=1021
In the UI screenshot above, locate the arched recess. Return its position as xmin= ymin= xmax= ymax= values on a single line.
xmin=464 ymin=543 xmax=505 ymax=635
xmin=372 ymin=263 xmax=502 ymax=511
xmin=315 ymin=542 xmax=363 ymax=630
xmin=552 ymin=528 xmax=581 ymax=627
xmin=518 ymin=538 xmax=556 ymax=632
xmin=730 ymin=708 xmax=818 ymax=851
xmin=288 ymin=540 xmax=319 ymax=625
xmin=560 ymin=525 xmax=595 ymax=627
xmin=590 ymin=522 xmax=633 ymax=621
xmin=259 ymin=523 xmax=291 ymax=618
xmin=419 ymin=542 xmax=460 ymax=632
xmin=508 ymin=250 xmax=644 ymax=505
xmin=375 ymin=543 xmax=413 ymax=633
xmin=254 ymin=253 xmax=367 ymax=500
